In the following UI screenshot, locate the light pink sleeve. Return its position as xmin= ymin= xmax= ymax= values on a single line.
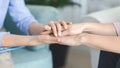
xmin=113 ymin=23 xmax=120 ymax=36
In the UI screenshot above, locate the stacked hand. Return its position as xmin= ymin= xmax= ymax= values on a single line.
xmin=39 ymin=21 xmax=86 ymax=46
xmin=28 ymin=21 xmax=117 ymax=53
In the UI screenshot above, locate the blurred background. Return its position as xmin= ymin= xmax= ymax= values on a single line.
xmin=24 ymin=0 xmax=120 ymax=68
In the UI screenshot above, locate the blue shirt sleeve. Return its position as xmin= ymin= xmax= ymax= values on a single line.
xmin=8 ymin=0 xmax=37 ymax=35
xmin=0 ymin=32 xmax=10 ymax=48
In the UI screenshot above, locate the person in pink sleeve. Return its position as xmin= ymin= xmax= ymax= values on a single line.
xmin=44 ymin=22 xmax=120 ymax=68
xmin=56 ymin=22 xmax=120 ymax=53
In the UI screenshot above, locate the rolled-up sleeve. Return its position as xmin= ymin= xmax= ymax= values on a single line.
xmin=113 ymin=23 xmax=120 ymax=36
xmin=8 ymin=0 xmax=37 ymax=35
xmin=0 ymin=32 xmax=10 ymax=48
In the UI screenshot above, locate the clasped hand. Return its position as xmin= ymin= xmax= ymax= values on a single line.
xmin=40 ymin=21 xmax=87 ymax=46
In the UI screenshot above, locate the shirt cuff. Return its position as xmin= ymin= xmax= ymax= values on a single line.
xmin=113 ymin=23 xmax=120 ymax=36
xmin=0 ymin=32 xmax=10 ymax=48
xmin=17 ymin=16 xmax=38 ymax=35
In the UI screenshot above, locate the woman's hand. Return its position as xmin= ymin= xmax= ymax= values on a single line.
xmin=62 ymin=23 xmax=87 ymax=36
xmin=41 ymin=21 xmax=72 ymax=37
xmin=61 ymin=22 xmax=117 ymax=36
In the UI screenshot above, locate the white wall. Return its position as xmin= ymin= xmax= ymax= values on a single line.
xmin=58 ymin=0 xmax=120 ymax=23
xmin=57 ymin=0 xmax=88 ymax=23
xmin=88 ymin=0 xmax=120 ymax=13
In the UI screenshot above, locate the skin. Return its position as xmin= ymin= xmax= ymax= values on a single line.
xmin=57 ymin=22 xmax=120 ymax=53
xmin=2 ymin=21 xmax=68 ymax=47
xmin=2 ymin=34 xmax=58 ymax=47
xmin=41 ymin=21 xmax=72 ymax=36
xmin=3 ymin=20 xmax=120 ymax=53
xmin=61 ymin=23 xmax=117 ymax=36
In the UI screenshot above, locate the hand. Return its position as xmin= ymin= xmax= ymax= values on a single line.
xmin=41 ymin=21 xmax=72 ymax=37
xmin=58 ymin=34 xmax=84 ymax=46
xmin=62 ymin=23 xmax=87 ymax=36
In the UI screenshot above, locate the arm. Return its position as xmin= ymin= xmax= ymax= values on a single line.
xmin=81 ymin=33 xmax=120 ymax=53
xmin=8 ymin=0 xmax=69 ymax=36
xmin=8 ymin=0 xmax=45 ymax=35
xmin=83 ymin=23 xmax=117 ymax=36
xmin=59 ymin=33 xmax=120 ymax=53
xmin=1 ymin=34 xmax=57 ymax=47
xmin=28 ymin=22 xmax=46 ymax=35
xmin=62 ymin=22 xmax=117 ymax=36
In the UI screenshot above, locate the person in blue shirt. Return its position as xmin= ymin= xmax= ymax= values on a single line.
xmin=0 ymin=0 xmax=69 ymax=67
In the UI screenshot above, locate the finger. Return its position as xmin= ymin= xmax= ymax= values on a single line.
xmin=61 ymin=21 xmax=68 ymax=29
xmin=56 ymin=22 xmax=62 ymax=36
xmin=49 ymin=21 xmax=57 ymax=37
xmin=40 ymin=31 xmax=52 ymax=35
xmin=44 ymin=25 xmax=51 ymax=31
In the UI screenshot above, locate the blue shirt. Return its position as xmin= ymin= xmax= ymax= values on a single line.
xmin=0 ymin=0 xmax=37 ymax=53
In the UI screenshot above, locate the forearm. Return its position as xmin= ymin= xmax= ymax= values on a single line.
xmin=82 ymin=23 xmax=117 ymax=36
xmin=2 ymin=34 xmax=41 ymax=47
xmin=28 ymin=22 xmax=45 ymax=35
xmin=82 ymin=34 xmax=120 ymax=53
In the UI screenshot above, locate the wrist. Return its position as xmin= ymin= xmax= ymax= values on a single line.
xmin=2 ymin=35 xmax=36 ymax=47
xmin=17 ymin=36 xmax=35 ymax=46
xmin=27 ymin=36 xmax=41 ymax=46
xmin=82 ymin=23 xmax=93 ymax=33
xmin=77 ymin=23 xmax=91 ymax=33
xmin=29 ymin=22 xmax=45 ymax=35
xmin=80 ymin=23 xmax=100 ymax=34
xmin=80 ymin=33 xmax=92 ymax=46
xmin=27 ymin=35 xmax=58 ymax=46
